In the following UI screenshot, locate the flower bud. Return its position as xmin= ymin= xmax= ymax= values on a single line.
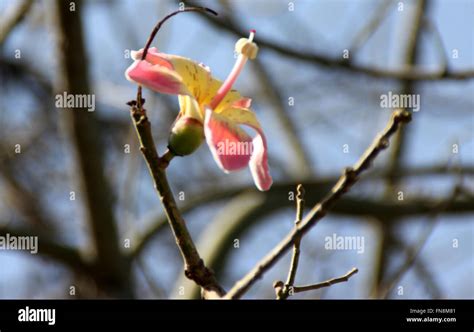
xmin=168 ymin=116 xmax=204 ymax=156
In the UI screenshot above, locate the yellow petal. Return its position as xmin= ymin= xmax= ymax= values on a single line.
xmin=178 ymin=95 xmax=203 ymax=120
xmin=165 ymin=55 xmax=213 ymax=104
xmin=203 ymin=78 xmax=246 ymax=113
xmin=217 ymin=107 xmax=262 ymax=131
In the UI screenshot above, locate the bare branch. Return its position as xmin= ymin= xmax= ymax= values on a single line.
xmin=224 ymin=109 xmax=412 ymax=299
xmin=129 ymin=104 xmax=224 ymax=298
xmin=292 ymin=268 xmax=359 ymax=294
xmin=275 ymin=184 xmax=305 ymax=300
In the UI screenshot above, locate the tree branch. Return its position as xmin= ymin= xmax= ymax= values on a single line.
xmin=289 ymin=267 xmax=359 ymax=295
xmin=128 ymin=103 xmax=225 ymax=297
xmin=224 ymin=109 xmax=412 ymax=299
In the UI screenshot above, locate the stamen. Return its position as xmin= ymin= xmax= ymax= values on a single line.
xmin=209 ymin=30 xmax=258 ymax=110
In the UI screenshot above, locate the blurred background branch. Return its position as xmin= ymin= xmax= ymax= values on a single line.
xmin=52 ymin=0 xmax=131 ymax=297
xmin=183 ymin=0 xmax=474 ymax=81
xmin=0 ymin=0 xmax=33 ymax=45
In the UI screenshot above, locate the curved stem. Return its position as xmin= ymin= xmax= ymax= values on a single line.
xmin=141 ymin=7 xmax=217 ymax=60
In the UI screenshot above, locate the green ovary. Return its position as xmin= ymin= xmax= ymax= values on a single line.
xmin=168 ymin=116 xmax=204 ymax=156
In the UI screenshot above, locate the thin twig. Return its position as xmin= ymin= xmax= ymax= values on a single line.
xmin=292 ymin=268 xmax=359 ymax=294
xmin=224 ymin=109 xmax=412 ymax=299
xmin=275 ymin=184 xmax=305 ymax=300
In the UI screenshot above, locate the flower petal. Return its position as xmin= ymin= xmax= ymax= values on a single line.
xmin=131 ymin=47 xmax=174 ymax=69
xmin=202 ymin=78 xmax=247 ymax=113
xmin=125 ymin=60 xmax=189 ymax=95
xmin=164 ymin=55 xmax=214 ymax=104
xmin=218 ymin=107 xmax=272 ymax=191
xmin=204 ymin=108 xmax=252 ymax=173
xmin=127 ymin=48 xmax=212 ymax=101
xmin=232 ymin=97 xmax=252 ymax=109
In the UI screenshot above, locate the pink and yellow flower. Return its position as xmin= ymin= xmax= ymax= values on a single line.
xmin=125 ymin=31 xmax=272 ymax=191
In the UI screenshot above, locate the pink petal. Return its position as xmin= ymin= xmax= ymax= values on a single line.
xmin=204 ymin=108 xmax=252 ymax=172
xmin=131 ymin=47 xmax=174 ymax=69
xmin=217 ymin=107 xmax=272 ymax=191
xmin=232 ymin=97 xmax=252 ymax=109
xmin=125 ymin=60 xmax=188 ymax=95
xmin=248 ymin=131 xmax=272 ymax=191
